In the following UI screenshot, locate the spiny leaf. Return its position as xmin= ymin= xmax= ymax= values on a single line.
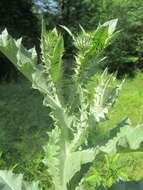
xmin=0 ymin=170 xmax=40 ymax=190
xmin=89 ymin=69 xmax=122 ymax=122
xmin=1 ymin=20 xmax=143 ymax=190
xmin=103 ymin=19 xmax=118 ymax=36
xmin=43 ymin=134 xmax=97 ymax=190
xmin=43 ymin=127 xmax=61 ymax=189
xmin=51 ymin=34 xmax=64 ymax=83
xmin=99 ymin=118 xmax=143 ymax=155
xmin=60 ymin=25 xmax=75 ymax=40
xmin=73 ymin=20 xmax=118 ymax=85
xmin=87 ymin=25 xmax=109 ymax=56
xmin=41 ymin=22 xmax=64 ymax=85
xmin=0 ymin=29 xmax=37 ymax=81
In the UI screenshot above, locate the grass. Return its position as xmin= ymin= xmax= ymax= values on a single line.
xmin=92 ymin=72 xmax=143 ymax=182
xmin=116 ymin=73 xmax=143 ymax=179
xmin=0 ymin=72 xmax=143 ymax=185
xmin=0 ymin=80 xmax=52 ymax=166
xmin=107 ymin=73 xmax=143 ymax=126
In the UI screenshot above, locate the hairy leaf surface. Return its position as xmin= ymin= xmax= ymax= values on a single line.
xmin=0 ymin=170 xmax=40 ymax=190
xmin=100 ymin=118 xmax=143 ymax=154
xmin=0 ymin=20 xmax=143 ymax=190
xmin=0 ymin=29 xmax=37 ymax=81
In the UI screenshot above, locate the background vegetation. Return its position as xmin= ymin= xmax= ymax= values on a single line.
xmin=0 ymin=0 xmax=143 ymax=189
xmin=1 ymin=0 xmax=143 ymax=79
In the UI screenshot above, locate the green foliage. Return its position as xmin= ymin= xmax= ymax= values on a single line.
xmin=97 ymin=180 xmax=143 ymax=190
xmin=36 ymin=0 xmax=143 ymax=77
xmin=85 ymin=154 xmax=129 ymax=189
xmin=0 ymin=19 xmax=143 ymax=190
xmin=97 ymin=0 xmax=143 ymax=77
xmin=0 ymin=81 xmax=52 ymax=164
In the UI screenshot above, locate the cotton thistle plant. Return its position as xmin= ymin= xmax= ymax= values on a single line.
xmin=0 ymin=19 xmax=143 ymax=190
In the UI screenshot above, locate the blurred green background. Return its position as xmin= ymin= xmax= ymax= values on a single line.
xmin=0 ymin=0 xmax=143 ymax=189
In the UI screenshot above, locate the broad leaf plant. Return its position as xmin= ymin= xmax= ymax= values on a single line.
xmin=0 ymin=19 xmax=143 ymax=190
